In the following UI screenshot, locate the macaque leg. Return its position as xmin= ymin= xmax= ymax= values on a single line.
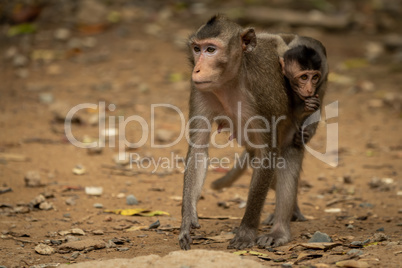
xmin=228 ymin=150 xmax=274 ymax=250
xmin=179 ymin=113 xmax=211 ymax=250
xmin=257 ymin=146 xmax=303 ymax=247
xmin=211 ymin=150 xmax=248 ymax=190
xmin=262 ymin=200 xmax=306 ymax=225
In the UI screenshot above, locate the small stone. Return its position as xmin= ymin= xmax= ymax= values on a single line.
xmin=4 ymin=46 xmax=18 ymax=59
xmin=13 ymin=54 xmax=28 ymax=67
xmin=35 ymin=243 xmax=55 ymax=255
xmin=106 ymin=240 xmax=116 ymax=248
xmin=72 ymin=165 xmax=86 ymax=175
xmin=373 ymin=232 xmax=388 ymax=242
xmin=347 ymin=224 xmax=354 ymax=229
xmin=149 ymin=220 xmax=160 ymax=229
xmin=116 ymin=193 xmax=125 ymax=199
xmin=54 ymin=28 xmax=71 ymax=41
xmin=39 ymin=201 xmax=53 ymax=210
xmin=347 ymin=249 xmax=364 ymax=256
xmin=71 ymin=228 xmax=85 ymax=236
xmin=50 ymin=239 xmax=63 ymax=245
xmin=324 ymin=208 xmax=342 ymax=213
xmin=359 ymin=203 xmax=374 ymax=208
xmin=65 ymin=235 xmax=79 ymax=242
xmin=92 ymin=230 xmax=104 ymax=235
xmin=93 ymin=203 xmax=103 ymax=209
xmin=376 ymin=227 xmax=385 ymax=232
xmin=350 ymin=241 xmax=364 ymax=247
xmin=24 ymin=171 xmax=43 ymax=187
xmin=308 ymin=231 xmax=333 ymax=243
xmin=71 ymin=251 xmax=80 ymax=259
xmin=63 ymin=213 xmax=71 ymax=218
xmin=30 ymin=194 xmax=46 ymax=207
xmin=126 ymin=194 xmax=139 ymax=205
xmin=39 ymin=93 xmax=54 ymax=104
xmin=85 ymin=186 xmax=103 ymax=196
xmin=65 ymin=197 xmax=76 ymax=206
xmin=117 ymin=247 xmax=129 ymax=252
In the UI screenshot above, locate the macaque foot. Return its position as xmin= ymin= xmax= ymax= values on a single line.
xmin=179 ymin=217 xmax=201 ymax=250
xmin=256 ymin=229 xmax=291 ymax=248
xmin=227 ymin=227 xmax=256 ymax=249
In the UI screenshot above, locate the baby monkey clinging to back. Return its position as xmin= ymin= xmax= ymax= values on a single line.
xmin=279 ymin=36 xmax=328 ymax=147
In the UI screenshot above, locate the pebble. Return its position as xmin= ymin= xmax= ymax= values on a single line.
xmin=347 ymin=224 xmax=354 ymax=229
xmin=39 ymin=201 xmax=53 ymax=210
xmin=92 ymin=230 xmax=104 ymax=235
xmin=149 ymin=220 xmax=160 ymax=229
xmin=50 ymin=239 xmax=62 ymax=245
xmin=116 ymin=193 xmax=125 ymax=199
xmin=359 ymin=202 xmax=374 ymax=208
xmin=93 ymin=203 xmax=103 ymax=209
xmin=39 ymin=93 xmax=54 ymax=104
xmin=308 ymin=231 xmax=333 ymax=243
xmin=85 ymin=186 xmax=103 ymax=196
xmin=35 ymin=243 xmax=55 ymax=255
xmin=347 ymin=249 xmax=364 ymax=256
xmin=376 ymin=227 xmax=385 ymax=232
xmin=13 ymin=54 xmax=28 ymax=67
xmin=65 ymin=235 xmax=80 ymax=242
xmin=106 ymin=240 xmax=117 ymax=248
xmin=4 ymin=46 xmax=18 ymax=59
xmin=54 ymin=28 xmax=71 ymax=41
xmin=63 ymin=213 xmax=71 ymax=218
xmin=126 ymin=194 xmax=139 ymax=205
xmin=30 ymin=194 xmax=46 ymax=207
xmin=24 ymin=171 xmax=42 ymax=187
xmin=65 ymin=197 xmax=76 ymax=206
xmin=373 ymin=232 xmax=388 ymax=242
xmin=72 ymin=165 xmax=86 ymax=175
xmin=117 ymin=247 xmax=129 ymax=252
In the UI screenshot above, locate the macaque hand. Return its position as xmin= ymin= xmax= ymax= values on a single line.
xmin=304 ymin=95 xmax=320 ymax=112
xmin=294 ymin=126 xmax=311 ymax=147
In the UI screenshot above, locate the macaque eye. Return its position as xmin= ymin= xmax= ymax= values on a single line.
xmin=313 ymin=74 xmax=320 ymax=80
xmin=206 ymin=47 xmax=216 ymax=53
xmin=193 ymin=46 xmax=201 ymax=53
xmin=300 ymin=74 xmax=308 ymax=80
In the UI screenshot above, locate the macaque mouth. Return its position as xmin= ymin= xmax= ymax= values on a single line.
xmin=194 ymin=81 xmax=212 ymax=85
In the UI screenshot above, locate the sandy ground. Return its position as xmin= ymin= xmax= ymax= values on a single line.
xmin=0 ymin=3 xmax=401 ymax=267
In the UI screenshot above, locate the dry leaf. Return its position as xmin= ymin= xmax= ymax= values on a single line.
xmin=104 ymin=208 xmax=170 ymax=217
xmin=336 ymin=260 xmax=369 ymax=268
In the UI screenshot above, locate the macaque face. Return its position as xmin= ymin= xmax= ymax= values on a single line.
xmin=190 ymin=39 xmax=228 ymax=91
xmin=282 ymin=60 xmax=321 ymax=99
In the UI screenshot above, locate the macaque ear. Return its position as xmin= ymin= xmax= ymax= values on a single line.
xmin=279 ymin=57 xmax=285 ymax=75
xmin=241 ymin=28 xmax=257 ymax=52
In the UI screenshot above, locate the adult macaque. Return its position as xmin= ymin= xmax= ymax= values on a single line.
xmin=210 ymin=34 xmax=328 ymax=224
xmin=179 ymin=15 xmax=306 ymax=250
